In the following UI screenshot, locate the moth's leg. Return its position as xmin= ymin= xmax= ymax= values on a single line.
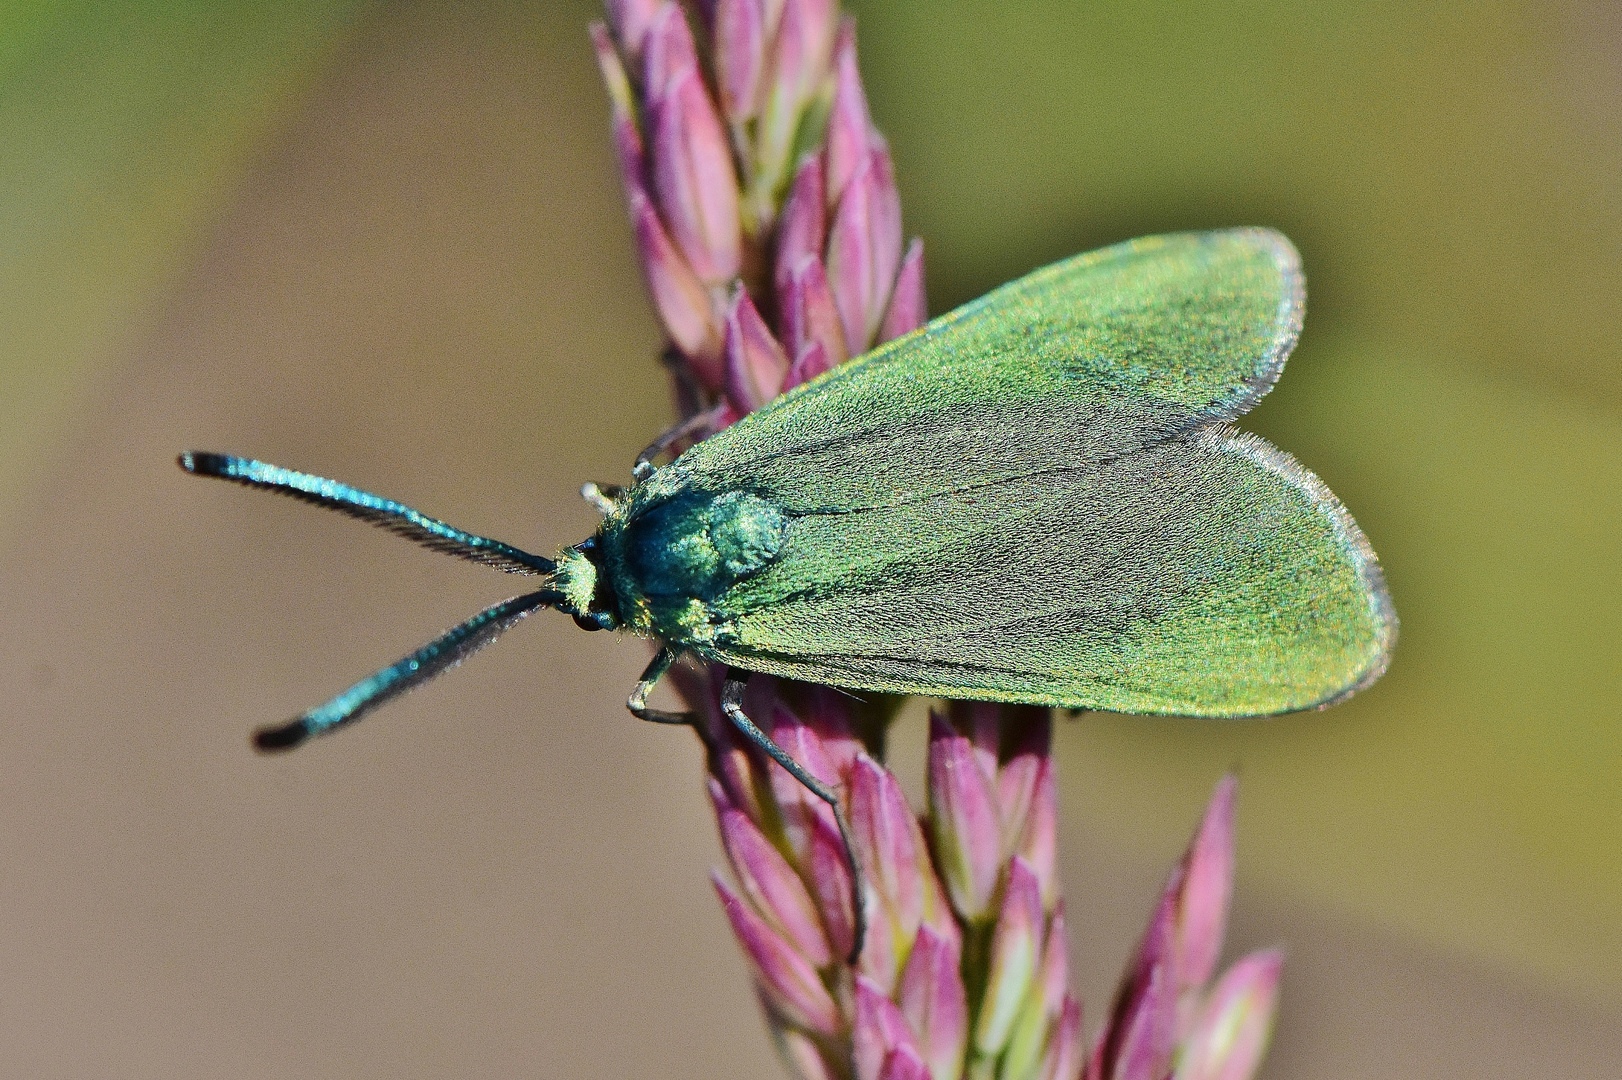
xmin=632 ymin=403 xmax=726 ymax=483
xmin=720 ymin=669 xmax=868 ymax=964
xmin=626 ymin=645 xmax=699 ymax=727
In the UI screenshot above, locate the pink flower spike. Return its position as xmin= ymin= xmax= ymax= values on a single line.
xmin=782 ymin=339 xmax=833 ymax=392
xmin=714 ymin=0 xmax=765 ymax=122
xmin=824 ymin=19 xmax=875 ymax=206
xmin=878 ymin=237 xmax=927 ymax=343
xmin=653 ymin=65 xmax=742 ymax=284
xmin=996 ymin=708 xmax=1050 ymax=836
xmin=975 ymin=858 xmax=1046 ymax=1056
xmin=775 ymin=155 xmax=827 ymax=300
xmin=1174 ymin=950 xmax=1283 ymax=1080
xmin=714 ymin=874 xmax=841 ymax=1037
xmin=1177 ymin=775 xmax=1237 ymax=994
xmin=1041 ymin=998 xmax=1084 ymax=1080
xmin=782 ymin=255 xmax=848 ymax=369
xmin=723 ymin=287 xmax=790 ymax=415
xmin=899 ymin=925 xmax=968 ymax=1080
xmin=711 ymin=778 xmax=833 ymax=966
xmin=826 ymin=143 xmax=903 ymax=353
xmin=854 ymin=976 xmax=924 ymax=1080
xmin=605 ymin=0 xmax=664 ymax=62
xmin=629 ymin=186 xmax=723 ymax=380
xmin=927 ymin=710 xmax=1002 ymax=921
xmin=878 ymin=1045 xmax=932 ymax=1080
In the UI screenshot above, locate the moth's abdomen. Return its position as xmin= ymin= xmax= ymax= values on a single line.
xmin=624 ymin=488 xmax=788 ymax=603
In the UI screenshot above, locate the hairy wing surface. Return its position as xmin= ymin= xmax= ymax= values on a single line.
xmin=667 ymin=229 xmax=1304 ymax=515
xmin=698 ymin=427 xmax=1395 ymax=717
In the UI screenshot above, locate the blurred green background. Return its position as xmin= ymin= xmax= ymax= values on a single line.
xmin=0 ymin=1 xmax=1616 ymax=1077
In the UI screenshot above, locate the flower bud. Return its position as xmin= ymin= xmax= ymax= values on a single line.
xmin=605 ymin=0 xmax=664 ymax=62
xmin=782 ymin=254 xmax=848 ymax=368
xmin=783 ymin=340 xmax=833 ymax=392
xmin=589 ymin=22 xmax=645 ymax=199
xmin=879 ymin=237 xmax=927 ymax=342
xmin=652 ymin=64 xmax=742 ymax=283
xmin=854 ymin=976 xmax=925 ymax=1080
xmin=775 ymin=155 xmax=827 ymax=299
xmin=826 ymin=143 xmax=902 ymax=353
xmin=851 ymin=753 xmax=925 ymax=991
xmin=711 ymin=778 xmax=832 ymax=965
xmin=714 ymin=0 xmax=766 ymax=122
xmin=879 ymin=1045 xmax=932 ymax=1080
xmin=899 ymin=925 xmax=968 ymax=1080
xmin=715 ymin=875 xmax=841 ymax=1036
xmin=629 ymin=186 xmax=723 ymax=378
xmin=1177 ymin=775 xmax=1236 ymax=995
xmin=927 ymin=710 xmax=1001 ymax=921
xmin=824 ymin=19 xmax=874 ymax=206
xmin=1040 ymin=998 xmax=1082 ymax=1080
xmin=975 ymin=857 xmax=1046 ymax=1056
xmin=1173 ymin=950 xmax=1282 ymax=1080
xmin=724 ymin=286 xmax=791 ymax=414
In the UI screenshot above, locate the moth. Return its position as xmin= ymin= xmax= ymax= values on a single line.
xmin=182 ymin=228 xmax=1396 ymax=957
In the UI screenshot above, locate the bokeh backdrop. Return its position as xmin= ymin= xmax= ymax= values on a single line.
xmin=0 ymin=2 xmax=1616 ymax=1077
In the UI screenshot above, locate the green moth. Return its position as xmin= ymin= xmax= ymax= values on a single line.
xmin=181 ymin=228 xmax=1395 ymax=956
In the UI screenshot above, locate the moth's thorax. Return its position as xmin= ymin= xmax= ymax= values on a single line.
xmin=602 ymin=484 xmax=787 ymax=641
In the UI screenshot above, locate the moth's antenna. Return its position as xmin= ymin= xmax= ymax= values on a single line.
xmin=178 ymin=452 xmax=555 ymax=576
xmin=254 ymin=590 xmax=561 ymax=752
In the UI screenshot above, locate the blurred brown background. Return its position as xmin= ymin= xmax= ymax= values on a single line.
xmin=1 ymin=1 xmax=1617 ymax=1076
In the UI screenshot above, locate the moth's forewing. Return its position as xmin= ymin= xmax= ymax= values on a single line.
xmin=613 ymin=229 xmax=1394 ymax=713
xmin=673 ymin=229 xmax=1304 ymax=512
xmin=690 ymin=426 xmax=1393 ymax=715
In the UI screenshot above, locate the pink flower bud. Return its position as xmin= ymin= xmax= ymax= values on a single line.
xmin=975 ymin=857 xmax=1046 ymax=1055
xmin=899 ymin=925 xmax=968 ymax=1080
xmin=653 ymin=64 xmax=742 ymax=284
xmin=879 ymin=1045 xmax=932 ymax=1080
xmin=1041 ymin=998 xmax=1083 ymax=1080
xmin=629 ymin=186 xmax=723 ymax=379
xmin=1015 ymin=756 xmax=1058 ymax=908
xmin=826 ymin=142 xmax=902 ymax=353
xmin=824 ymin=19 xmax=874 ymax=206
xmin=714 ymin=875 xmax=841 ymax=1037
xmin=774 ymin=1026 xmax=840 ymax=1080
xmin=711 ymin=778 xmax=833 ymax=966
xmin=775 ymin=155 xmax=827 ymax=300
xmin=1001 ymin=901 xmax=1073 ymax=1080
xmin=854 ymin=976 xmax=925 ymax=1080
xmin=850 ymin=754 xmax=925 ymax=991
xmin=763 ymin=699 xmax=843 ymax=861
xmin=723 ymin=287 xmax=791 ymax=415
xmin=806 ymin=806 xmax=857 ymax=961
xmin=605 ymin=0 xmax=664 ymax=62
xmin=927 ymin=710 xmax=1001 ymax=921
xmin=642 ymin=2 xmax=700 ymax=109
xmin=1096 ymin=886 xmax=1179 ymax=1080
xmin=756 ymin=0 xmax=837 ymax=191
xmin=714 ymin=0 xmax=766 ymax=122
xmin=878 ymin=237 xmax=927 ymax=342
xmin=1177 ymin=775 xmax=1236 ymax=994
xmin=1174 ymin=951 xmax=1282 ymax=1080
xmin=782 ymin=255 xmax=848 ymax=369
xmin=589 ymin=23 xmax=645 ymax=198
xmin=782 ymin=339 xmax=834 ymax=392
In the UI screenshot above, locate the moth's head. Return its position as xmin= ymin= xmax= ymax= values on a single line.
xmin=551 ymin=536 xmax=621 ymax=631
